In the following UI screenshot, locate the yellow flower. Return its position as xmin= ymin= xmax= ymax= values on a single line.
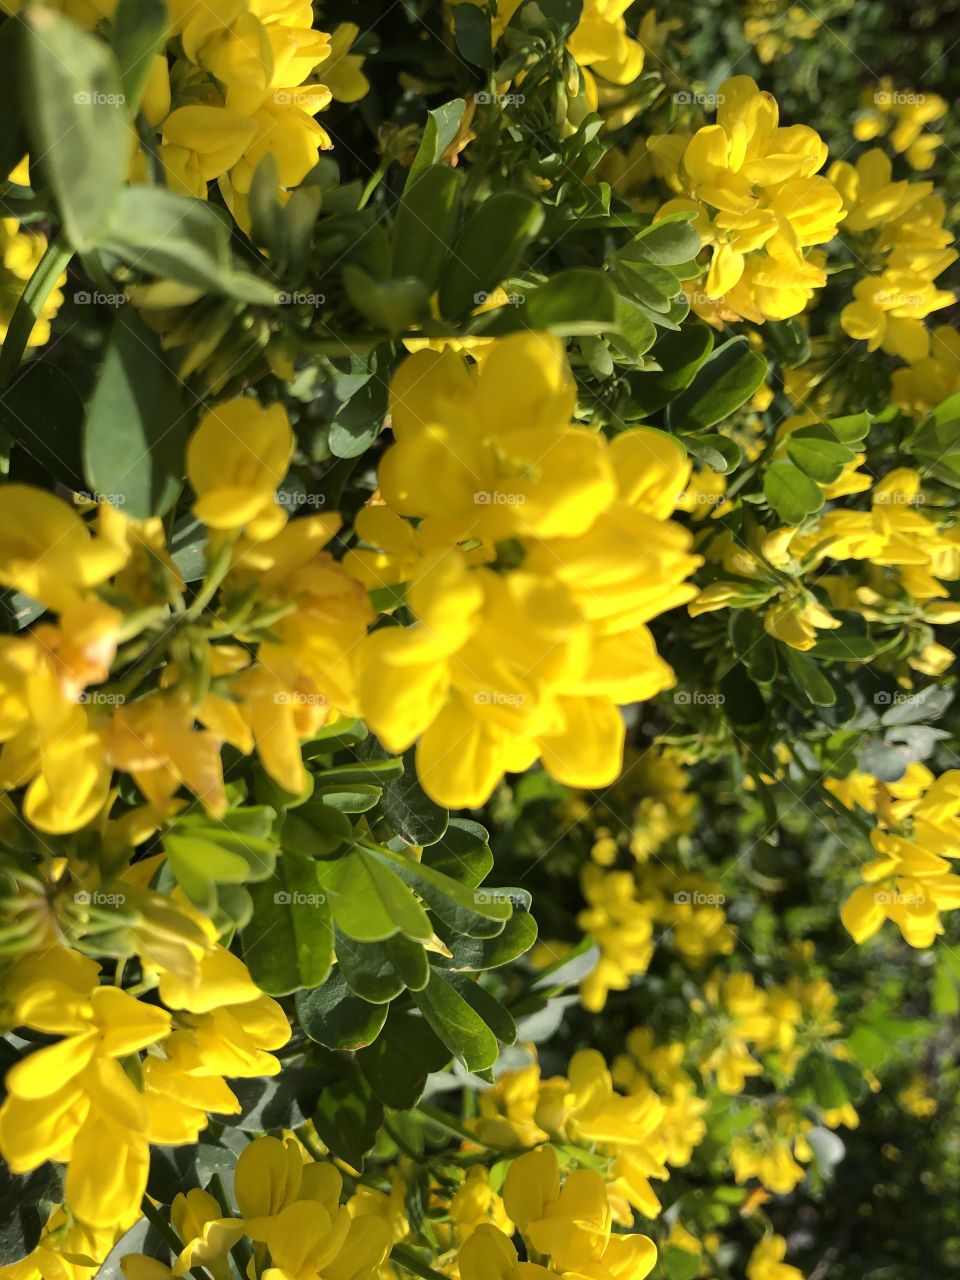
xmin=763 ymin=595 xmax=840 ymax=652
xmin=747 ymin=1235 xmax=804 ymax=1280
xmin=841 ymin=269 xmax=954 ymax=362
xmin=568 ymin=0 xmax=646 ymax=85
xmin=577 ymin=866 xmax=654 ymax=1012
xmin=186 ymin=397 xmax=294 ymax=536
xmin=648 ymin=77 xmax=842 ymax=322
xmin=457 ymin=1224 xmax=552 ymax=1280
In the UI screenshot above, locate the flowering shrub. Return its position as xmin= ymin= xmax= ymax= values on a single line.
xmin=0 ymin=2 xmax=958 ymax=1279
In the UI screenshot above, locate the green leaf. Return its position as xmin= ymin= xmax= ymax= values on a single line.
xmin=244 ymin=861 xmax=334 ymax=995
xmin=412 ymin=971 xmax=500 ymax=1072
xmin=147 ymin=1141 xmax=237 ymax=1206
xmin=666 ymin=336 xmax=766 ymax=431
xmin=111 ymin=0 xmax=169 ymax=116
xmin=763 ymin=460 xmax=824 ymax=523
xmin=23 ymin=8 xmax=128 ymax=251
xmin=101 ymin=186 xmax=277 ymax=303
xmin=360 ymin=741 xmax=449 ymax=846
xmin=0 ymin=1161 xmax=57 ymax=1265
xmin=313 ymin=1062 xmax=383 ymax=1169
xmin=281 ymin=804 xmax=353 ymax=858
xmin=628 ymin=324 xmax=713 ymax=416
xmin=784 ymin=648 xmax=836 ymax=707
xmin=619 ymin=213 xmax=700 ymax=267
xmin=365 ymin=842 xmax=511 ymax=938
xmin=343 ymin=264 xmax=430 ymax=334
xmin=445 ymin=972 xmax=516 ymax=1046
xmin=453 ymin=2 xmax=493 ymax=67
xmin=321 ymin=848 xmax=433 ymax=943
xmin=787 ymin=431 xmax=855 ymax=484
xmin=406 ymin=100 xmax=466 ymax=187
xmin=392 ymin=166 xmax=462 ymax=292
xmin=83 ymin=310 xmax=188 ymax=519
xmin=0 ymin=361 xmax=86 ymax=491
xmin=358 ymin=1008 xmax=451 ymax=1109
xmin=477 ymin=270 xmax=618 ymax=338
xmin=421 ymin=818 xmax=493 ymax=887
xmin=336 ymin=933 xmax=408 ymax=1004
xmin=328 ymin=373 xmax=388 ymax=459
xmin=296 ymin=969 xmax=388 ymax=1050
xmin=438 ymin=192 xmax=544 ymax=320
xmin=439 ymin=909 xmax=538 ymax=971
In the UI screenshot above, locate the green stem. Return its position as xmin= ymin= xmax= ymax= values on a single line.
xmin=0 ymin=231 xmax=73 ymax=389
xmin=358 ymin=162 xmax=389 ymax=209
xmin=185 ymin=538 xmax=235 ymax=621
xmin=390 ymin=1243 xmax=450 ymax=1280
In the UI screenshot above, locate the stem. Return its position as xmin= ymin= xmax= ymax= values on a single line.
xmin=358 ymin=162 xmax=389 ymax=210
xmin=390 ymin=1244 xmax=450 ymax=1280
xmin=0 ymin=231 xmax=73 ymax=389
xmin=185 ymin=538 xmax=235 ymax=621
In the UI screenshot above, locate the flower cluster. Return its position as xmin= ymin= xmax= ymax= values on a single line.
xmin=646 ymin=76 xmax=844 ymax=323
xmin=0 ymin=940 xmax=288 ymax=1230
xmin=348 ymin=332 xmax=700 ymax=808
xmin=834 ymin=764 xmax=960 ymax=948
xmin=0 ymin=397 xmax=370 ymax=833
xmin=833 ymin=148 xmax=956 ymax=362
